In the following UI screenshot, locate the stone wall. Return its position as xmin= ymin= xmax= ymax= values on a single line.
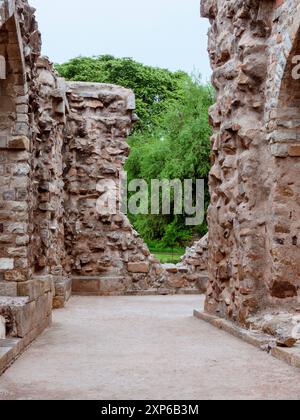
xmin=0 ymin=0 xmax=54 ymax=346
xmin=63 ymin=81 xmax=167 ymax=296
xmin=0 ymin=0 xmax=208 ymax=358
xmin=201 ymin=0 xmax=300 ymax=337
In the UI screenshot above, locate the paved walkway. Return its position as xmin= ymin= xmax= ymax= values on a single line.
xmin=0 ymin=295 xmax=300 ymax=400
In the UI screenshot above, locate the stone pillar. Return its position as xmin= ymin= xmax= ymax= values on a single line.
xmin=29 ymin=57 xmax=71 ymax=309
xmin=201 ymin=0 xmax=275 ymax=324
xmin=0 ymin=14 xmax=31 ymax=294
xmin=0 ymin=2 xmax=54 ymax=346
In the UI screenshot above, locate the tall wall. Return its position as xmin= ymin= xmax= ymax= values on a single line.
xmin=0 ymin=0 xmax=54 ymax=346
xmin=202 ymin=0 xmax=300 ymax=326
xmin=0 ymin=1 xmax=32 ymax=288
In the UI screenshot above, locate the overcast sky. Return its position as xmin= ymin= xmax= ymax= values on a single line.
xmin=30 ymin=0 xmax=212 ymax=81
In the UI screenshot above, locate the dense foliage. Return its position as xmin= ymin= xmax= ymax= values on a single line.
xmin=56 ymin=55 xmax=187 ymax=133
xmin=56 ymin=56 xmax=213 ymax=248
xmin=126 ymin=76 xmax=213 ymax=247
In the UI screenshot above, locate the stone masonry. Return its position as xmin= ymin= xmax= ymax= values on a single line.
xmin=163 ymin=234 xmax=209 ymax=294
xmin=0 ymin=0 xmax=208 ymax=372
xmin=63 ymin=81 xmax=166 ymax=297
xmin=201 ymin=0 xmax=300 ymax=345
xmin=0 ymin=0 xmax=54 ymax=360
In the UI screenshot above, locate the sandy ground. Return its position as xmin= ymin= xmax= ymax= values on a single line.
xmin=0 ymin=295 xmax=299 ymax=400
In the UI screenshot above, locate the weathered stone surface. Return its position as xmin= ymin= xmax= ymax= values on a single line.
xmin=8 ymin=136 xmax=30 ymax=150
xmin=164 ymin=234 xmax=209 ymax=293
xmin=52 ymin=277 xmax=71 ymax=309
xmin=248 ymin=312 xmax=300 ymax=348
xmin=0 ymin=281 xmax=17 ymax=296
xmin=0 ymin=316 xmax=5 ymax=339
xmin=201 ymin=0 xmax=300 ymax=340
xmin=127 ymin=262 xmax=150 ymax=274
xmin=166 ymin=276 xmax=186 ymax=289
xmin=0 ymin=2 xmax=56 ymax=373
xmin=288 ymin=145 xmax=300 ymax=157
xmin=164 ymin=264 xmax=178 ymax=274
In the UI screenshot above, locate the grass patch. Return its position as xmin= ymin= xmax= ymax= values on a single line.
xmin=151 ymin=251 xmax=184 ymax=264
xmin=147 ymin=241 xmax=185 ymax=264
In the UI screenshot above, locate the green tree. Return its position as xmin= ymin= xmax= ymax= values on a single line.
xmin=126 ymin=76 xmax=213 ymax=246
xmin=56 ymin=55 xmax=187 ymax=132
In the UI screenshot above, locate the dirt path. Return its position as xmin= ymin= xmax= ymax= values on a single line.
xmin=0 ymin=295 xmax=299 ymax=400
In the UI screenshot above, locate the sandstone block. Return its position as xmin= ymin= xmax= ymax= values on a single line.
xmin=100 ymin=277 xmax=127 ymax=294
xmin=4 ymin=270 xmax=27 ymax=282
xmin=53 ymin=277 xmax=71 ymax=307
xmin=288 ymin=145 xmax=300 ymax=157
xmin=10 ymin=300 xmax=36 ymax=338
xmin=52 ymin=296 xmax=65 ymax=309
xmin=127 ymin=262 xmax=150 ymax=273
xmin=18 ymin=277 xmax=53 ymax=301
xmin=38 ymin=69 xmax=55 ymax=87
xmin=196 ymin=275 xmax=209 ymax=292
xmin=271 ymin=143 xmax=288 ymax=157
xmin=0 ymin=316 xmax=5 ymax=339
xmin=72 ymin=277 xmax=100 ymax=295
xmin=0 ymin=282 xmax=17 ymax=296
xmin=0 ymin=135 xmax=7 ymax=148
xmin=163 ymin=264 xmax=178 ymax=274
xmin=166 ymin=275 xmax=186 ymax=289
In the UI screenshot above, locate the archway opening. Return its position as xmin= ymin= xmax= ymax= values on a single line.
xmin=268 ymin=28 xmax=300 ymax=302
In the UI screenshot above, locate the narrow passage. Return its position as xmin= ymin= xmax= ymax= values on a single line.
xmin=0 ymin=295 xmax=299 ymax=400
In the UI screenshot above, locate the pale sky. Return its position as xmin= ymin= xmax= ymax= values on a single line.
xmin=30 ymin=0 xmax=212 ymax=81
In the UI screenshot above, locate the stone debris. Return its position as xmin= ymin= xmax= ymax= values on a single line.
xmin=248 ymin=312 xmax=300 ymax=348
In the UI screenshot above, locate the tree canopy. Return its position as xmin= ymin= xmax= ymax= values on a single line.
xmin=56 ymin=55 xmax=188 ymax=132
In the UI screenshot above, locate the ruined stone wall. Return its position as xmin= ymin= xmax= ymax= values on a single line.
xmin=0 ymin=0 xmax=54 ymax=345
xmin=62 ymin=82 xmax=206 ymax=296
xmin=30 ymin=56 xmax=70 ymax=309
xmin=202 ymin=0 xmax=300 ymax=327
xmin=0 ymin=0 xmax=33 ymax=289
xmin=63 ymin=82 xmax=167 ymax=296
xmin=158 ymin=234 xmax=209 ymax=294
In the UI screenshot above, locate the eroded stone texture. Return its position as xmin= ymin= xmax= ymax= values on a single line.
xmin=163 ymin=234 xmax=209 ymax=293
xmin=0 ymin=314 xmax=5 ymax=338
xmin=201 ymin=0 xmax=300 ymax=341
xmin=63 ymin=82 xmax=167 ymax=295
xmin=0 ymin=0 xmax=54 ymax=348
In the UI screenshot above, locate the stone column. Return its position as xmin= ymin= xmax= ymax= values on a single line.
xmin=201 ymin=0 xmax=274 ymax=324
xmin=0 ymin=13 xmax=31 ymax=295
